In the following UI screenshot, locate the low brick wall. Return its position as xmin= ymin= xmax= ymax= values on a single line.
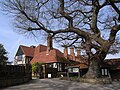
xmin=0 ymin=64 xmax=32 ymax=88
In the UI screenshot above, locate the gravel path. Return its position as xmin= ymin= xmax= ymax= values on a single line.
xmin=2 ymin=78 xmax=120 ymax=90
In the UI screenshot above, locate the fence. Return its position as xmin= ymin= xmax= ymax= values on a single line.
xmin=0 ymin=64 xmax=32 ymax=88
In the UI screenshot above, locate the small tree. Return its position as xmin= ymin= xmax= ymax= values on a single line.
xmin=32 ymin=62 xmax=43 ymax=78
xmin=0 ymin=43 xmax=8 ymax=65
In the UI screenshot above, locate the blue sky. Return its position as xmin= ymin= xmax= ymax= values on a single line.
xmin=0 ymin=13 xmax=43 ymax=61
xmin=0 ymin=12 xmax=120 ymax=62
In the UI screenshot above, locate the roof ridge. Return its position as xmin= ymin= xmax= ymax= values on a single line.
xmin=20 ymin=45 xmax=34 ymax=48
xmin=20 ymin=45 xmax=29 ymax=47
xmin=38 ymin=44 xmax=47 ymax=47
xmin=19 ymin=45 xmax=35 ymax=57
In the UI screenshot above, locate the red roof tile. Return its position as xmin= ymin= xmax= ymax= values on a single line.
xmin=18 ymin=44 xmax=86 ymax=65
xmin=31 ymin=49 xmax=67 ymax=64
xmin=20 ymin=45 xmax=35 ymax=57
xmin=34 ymin=45 xmax=47 ymax=56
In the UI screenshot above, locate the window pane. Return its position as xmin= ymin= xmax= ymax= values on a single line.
xmin=105 ymin=69 xmax=108 ymax=75
xmin=18 ymin=55 xmax=23 ymax=60
xmin=102 ymin=69 xmax=104 ymax=75
xmin=53 ymin=63 xmax=57 ymax=68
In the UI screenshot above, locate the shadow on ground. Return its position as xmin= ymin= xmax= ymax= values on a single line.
xmin=2 ymin=78 xmax=120 ymax=90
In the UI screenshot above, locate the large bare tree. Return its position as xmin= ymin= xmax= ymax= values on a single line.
xmin=1 ymin=0 xmax=120 ymax=79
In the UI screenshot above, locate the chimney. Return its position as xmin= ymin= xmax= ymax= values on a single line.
xmin=64 ymin=47 xmax=68 ymax=59
xmin=46 ymin=34 xmax=53 ymax=54
xmin=34 ymin=45 xmax=40 ymax=56
xmin=30 ymin=45 xmax=35 ymax=48
xmin=77 ymin=49 xmax=80 ymax=57
xmin=70 ymin=47 xmax=75 ymax=60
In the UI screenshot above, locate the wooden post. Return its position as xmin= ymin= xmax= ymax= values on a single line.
xmin=67 ymin=72 xmax=69 ymax=80
xmin=78 ymin=68 xmax=80 ymax=78
xmin=42 ymin=64 xmax=46 ymax=78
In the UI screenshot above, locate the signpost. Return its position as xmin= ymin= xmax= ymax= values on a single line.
xmin=66 ymin=66 xmax=80 ymax=78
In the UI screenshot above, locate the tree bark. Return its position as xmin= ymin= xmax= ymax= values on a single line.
xmin=84 ymin=55 xmax=101 ymax=79
xmin=84 ymin=46 xmax=111 ymax=79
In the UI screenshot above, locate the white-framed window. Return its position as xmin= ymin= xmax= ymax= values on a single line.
xmin=17 ymin=55 xmax=23 ymax=60
xmin=105 ymin=69 xmax=108 ymax=75
xmin=59 ymin=64 xmax=62 ymax=71
xmin=101 ymin=68 xmax=108 ymax=76
xmin=53 ymin=63 xmax=57 ymax=68
xmin=58 ymin=63 xmax=62 ymax=71
xmin=102 ymin=69 xmax=104 ymax=75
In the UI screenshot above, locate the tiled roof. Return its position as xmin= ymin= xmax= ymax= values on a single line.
xmin=34 ymin=44 xmax=47 ymax=56
xmin=20 ymin=45 xmax=35 ymax=57
xmin=18 ymin=44 xmax=86 ymax=66
xmin=31 ymin=49 xmax=69 ymax=64
xmin=75 ymin=55 xmax=87 ymax=62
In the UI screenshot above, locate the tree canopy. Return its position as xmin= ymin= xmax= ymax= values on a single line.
xmin=0 ymin=43 xmax=8 ymax=65
xmin=1 ymin=0 xmax=120 ymax=79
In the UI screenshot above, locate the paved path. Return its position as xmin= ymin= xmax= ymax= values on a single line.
xmin=2 ymin=78 xmax=120 ymax=90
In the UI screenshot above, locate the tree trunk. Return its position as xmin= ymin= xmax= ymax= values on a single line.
xmin=84 ymin=43 xmax=111 ymax=79
xmin=82 ymin=53 xmax=113 ymax=84
xmin=84 ymin=55 xmax=101 ymax=79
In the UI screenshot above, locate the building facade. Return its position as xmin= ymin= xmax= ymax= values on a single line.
xmin=14 ymin=43 xmax=86 ymax=78
xmin=14 ymin=45 xmax=35 ymax=65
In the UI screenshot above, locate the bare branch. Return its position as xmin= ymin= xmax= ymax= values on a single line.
xmin=58 ymin=0 xmax=73 ymax=28
xmin=109 ymin=24 xmax=120 ymax=43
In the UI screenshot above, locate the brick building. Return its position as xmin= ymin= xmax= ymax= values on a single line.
xmin=14 ymin=43 xmax=120 ymax=80
xmin=14 ymin=34 xmax=87 ymax=78
xmin=14 ymin=34 xmax=120 ymax=79
xmin=14 ymin=43 xmax=87 ymax=78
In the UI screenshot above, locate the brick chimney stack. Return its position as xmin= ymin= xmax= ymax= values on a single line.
xmin=46 ymin=34 xmax=53 ymax=54
xmin=70 ymin=47 xmax=75 ymax=60
xmin=34 ymin=45 xmax=40 ymax=56
xmin=30 ymin=45 xmax=35 ymax=48
xmin=64 ymin=47 xmax=68 ymax=59
xmin=77 ymin=49 xmax=80 ymax=57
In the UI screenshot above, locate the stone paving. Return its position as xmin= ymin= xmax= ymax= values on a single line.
xmin=2 ymin=78 xmax=120 ymax=90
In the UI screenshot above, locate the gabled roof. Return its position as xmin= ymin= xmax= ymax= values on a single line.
xmin=20 ymin=45 xmax=35 ymax=57
xmin=16 ymin=44 xmax=86 ymax=65
xmin=29 ymin=45 xmax=87 ymax=65
xmin=31 ymin=48 xmax=68 ymax=64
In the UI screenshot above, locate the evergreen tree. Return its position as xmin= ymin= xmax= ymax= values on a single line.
xmin=0 ymin=43 xmax=8 ymax=65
